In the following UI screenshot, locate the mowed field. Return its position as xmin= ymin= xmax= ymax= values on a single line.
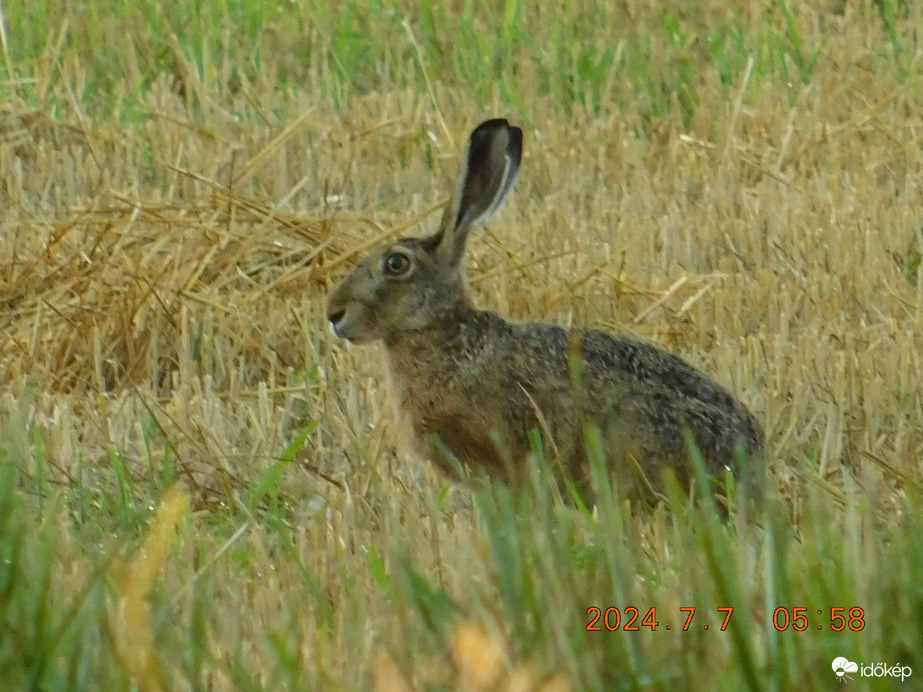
xmin=2 ymin=1 xmax=922 ymax=690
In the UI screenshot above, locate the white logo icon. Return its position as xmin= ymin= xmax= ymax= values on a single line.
xmin=832 ymin=657 xmax=859 ymax=682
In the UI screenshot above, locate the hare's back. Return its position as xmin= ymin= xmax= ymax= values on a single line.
xmin=505 ymin=322 xmax=763 ymax=473
xmin=578 ymin=328 xmax=764 ymax=465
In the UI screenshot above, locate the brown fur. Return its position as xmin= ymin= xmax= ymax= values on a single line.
xmin=327 ymin=119 xmax=764 ymax=502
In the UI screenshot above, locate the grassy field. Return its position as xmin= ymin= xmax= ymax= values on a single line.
xmin=1 ymin=0 xmax=922 ymax=689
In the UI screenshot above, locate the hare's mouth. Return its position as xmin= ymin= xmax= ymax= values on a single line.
xmin=328 ymin=312 xmax=353 ymax=341
xmin=329 ymin=320 xmax=348 ymax=340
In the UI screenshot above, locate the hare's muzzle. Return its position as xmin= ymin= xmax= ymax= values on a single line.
xmin=327 ymin=309 xmax=347 ymax=339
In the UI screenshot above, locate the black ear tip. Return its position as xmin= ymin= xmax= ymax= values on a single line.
xmin=470 ymin=118 xmax=521 ymax=143
xmin=473 ymin=118 xmax=511 ymax=133
xmin=469 ymin=119 xmax=523 ymax=166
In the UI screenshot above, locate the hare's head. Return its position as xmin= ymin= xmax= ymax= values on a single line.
xmin=327 ymin=119 xmax=522 ymax=344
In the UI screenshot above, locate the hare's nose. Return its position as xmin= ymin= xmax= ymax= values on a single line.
xmin=328 ymin=309 xmax=347 ymax=338
xmin=328 ymin=309 xmax=345 ymax=326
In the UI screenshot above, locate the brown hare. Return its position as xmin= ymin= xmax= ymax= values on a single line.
xmin=327 ymin=119 xmax=764 ymax=503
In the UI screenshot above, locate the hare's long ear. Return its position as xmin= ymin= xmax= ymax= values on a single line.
xmin=430 ymin=119 xmax=522 ymax=267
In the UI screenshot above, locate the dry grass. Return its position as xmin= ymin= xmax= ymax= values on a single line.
xmin=1 ymin=0 xmax=922 ymax=690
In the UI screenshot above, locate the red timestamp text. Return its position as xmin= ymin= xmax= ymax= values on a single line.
xmin=585 ymin=606 xmax=867 ymax=633
xmin=771 ymin=607 xmax=865 ymax=632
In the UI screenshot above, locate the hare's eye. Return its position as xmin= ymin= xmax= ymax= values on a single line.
xmin=384 ymin=252 xmax=412 ymax=276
